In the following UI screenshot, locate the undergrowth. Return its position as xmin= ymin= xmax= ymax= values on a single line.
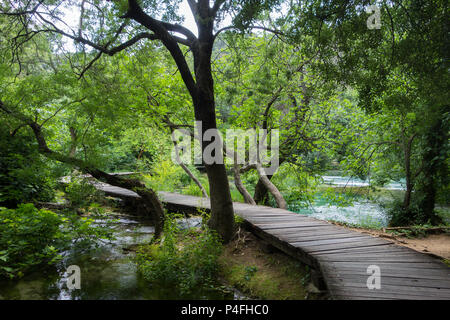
xmin=135 ymin=214 xmax=223 ymax=297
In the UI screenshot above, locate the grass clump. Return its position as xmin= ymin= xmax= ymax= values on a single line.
xmin=135 ymin=214 xmax=223 ymax=296
xmin=218 ymin=229 xmax=323 ymax=300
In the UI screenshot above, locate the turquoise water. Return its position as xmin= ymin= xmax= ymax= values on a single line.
xmin=322 ymin=176 xmax=405 ymax=190
xmin=288 ymin=176 xmax=395 ymax=228
xmin=290 ymin=197 xmax=389 ymax=228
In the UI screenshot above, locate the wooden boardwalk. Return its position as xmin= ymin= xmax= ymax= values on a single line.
xmin=95 ymin=183 xmax=450 ymax=300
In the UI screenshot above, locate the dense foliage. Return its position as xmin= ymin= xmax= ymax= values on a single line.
xmin=0 ymin=126 xmax=57 ymax=207
xmin=0 ymin=1 xmax=447 ymax=242
xmin=0 ymin=203 xmax=114 ymax=279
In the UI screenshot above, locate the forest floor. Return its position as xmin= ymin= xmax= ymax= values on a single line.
xmin=219 ymin=228 xmax=327 ymax=300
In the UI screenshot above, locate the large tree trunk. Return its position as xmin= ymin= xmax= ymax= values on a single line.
xmin=417 ymin=112 xmax=448 ymax=224
xmin=402 ymin=134 xmax=415 ymax=210
xmin=125 ymin=0 xmax=236 ymax=242
xmin=192 ymin=33 xmax=235 ymax=243
xmin=205 ymin=163 xmax=235 ymax=242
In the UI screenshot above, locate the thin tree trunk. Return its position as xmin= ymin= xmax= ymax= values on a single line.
xmin=254 ymin=175 xmax=272 ymax=204
xmin=180 ymin=162 xmax=209 ymax=198
xmin=255 ymin=162 xmax=287 ymax=209
xmin=69 ymin=127 xmax=77 ymax=158
xmin=177 ymin=146 xmax=209 ymax=198
xmin=233 ymin=151 xmax=256 ymax=205
xmin=170 ymin=127 xmax=208 ymax=198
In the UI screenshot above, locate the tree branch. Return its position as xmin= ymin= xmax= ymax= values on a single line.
xmin=212 ymin=0 xmax=226 ymax=16
xmin=214 ymin=25 xmax=286 ymax=41
xmin=124 ymin=0 xmax=198 ymax=98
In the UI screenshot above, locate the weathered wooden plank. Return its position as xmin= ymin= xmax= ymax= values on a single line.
xmin=316 ymin=252 xmax=441 ymax=263
xmin=333 ymin=285 xmax=450 ymax=299
xmin=328 ymin=287 xmax=446 ymax=300
xmin=234 ymin=207 xmax=299 ymax=216
xmin=301 ymin=239 xmax=392 ymax=253
xmin=289 ymin=235 xmax=375 ymax=247
xmin=323 ymin=265 xmax=450 ymax=280
xmin=317 ymin=257 xmax=439 ymax=264
xmin=246 ymin=213 xmax=315 ymax=219
xmin=323 ymin=268 xmax=449 ymax=280
xmin=238 ymin=208 xmax=300 ymax=215
xmin=247 ymin=217 xmax=312 ymax=224
xmin=237 ymin=212 xmax=299 ymax=218
xmin=327 ymin=283 xmax=450 ymax=300
xmin=322 ymin=261 xmax=448 ymax=270
xmin=268 ymin=226 xmax=350 ymax=235
xmin=312 ymin=244 xmax=417 ymax=256
xmin=325 ymin=274 xmax=450 ymax=289
xmin=275 ymin=232 xmax=370 ymax=243
xmin=257 ymin=222 xmax=333 ymax=230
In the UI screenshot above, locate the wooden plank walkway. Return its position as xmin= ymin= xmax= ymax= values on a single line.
xmin=95 ymin=183 xmax=450 ymax=300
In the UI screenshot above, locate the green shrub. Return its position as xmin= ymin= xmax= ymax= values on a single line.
xmin=244 ymin=266 xmax=258 ymax=281
xmin=135 ymin=214 xmax=223 ymax=296
xmin=65 ymin=175 xmax=104 ymax=209
xmin=0 ymin=204 xmax=114 ymax=279
xmin=143 ymin=159 xmax=186 ymax=192
xmin=182 ymin=175 xmax=210 ymax=197
xmin=0 ymin=128 xmax=57 ymax=207
xmin=385 ymin=199 xmax=442 ymax=227
xmin=0 ymin=204 xmax=65 ymax=278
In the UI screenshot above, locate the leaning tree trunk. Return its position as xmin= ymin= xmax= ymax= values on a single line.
xmin=137 ymin=188 xmax=165 ymax=238
xmin=171 ymin=129 xmax=209 ymax=198
xmin=255 ymin=162 xmax=287 ymax=209
xmin=23 ymin=120 xmax=166 ymax=238
xmin=233 ymin=156 xmax=256 ymax=205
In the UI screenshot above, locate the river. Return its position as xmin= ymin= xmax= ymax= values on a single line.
xmin=0 ymin=214 xmax=240 ymax=300
xmin=288 ymin=176 xmax=405 ymax=228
